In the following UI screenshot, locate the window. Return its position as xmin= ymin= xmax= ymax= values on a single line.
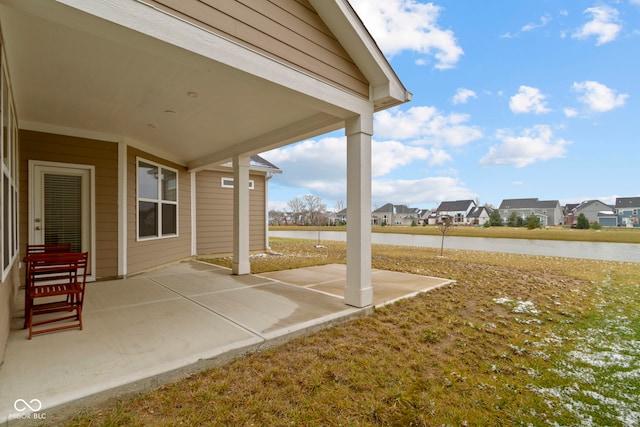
xmin=1 ymin=54 xmax=18 ymax=280
xmin=220 ymin=177 xmax=254 ymax=189
xmin=137 ymin=159 xmax=178 ymax=239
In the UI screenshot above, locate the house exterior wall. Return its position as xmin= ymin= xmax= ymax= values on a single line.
xmin=143 ymin=0 xmax=369 ymax=98
xmin=576 ymin=201 xmax=611 ymax=223
xmin=552 ymin=205 xmax=563 ymax=225
xmin=195 ymin=169 xmax=266 ymax=255
xmin=19 ymin=130 xmax=119 ymax=279
xmin=127 ymin=146 xmax=192 ymax=275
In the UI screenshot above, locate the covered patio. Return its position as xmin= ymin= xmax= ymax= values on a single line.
xmin=0 ymin=261 xmax=452 ymax=423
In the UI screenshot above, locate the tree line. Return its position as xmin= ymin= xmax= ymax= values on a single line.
xmin=269 ymin=195 xmax=343 ymax=226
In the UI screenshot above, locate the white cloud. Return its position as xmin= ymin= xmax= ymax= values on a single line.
xmin=509 ymin=86 xmax=551 ymax=114
xmin=263 ymin=136 xmax=453 ymax=203
xmin=349 ymin=0 xmax=463 ymax=69
xmin=480 ymin=125 xmax=571 ymax=168
xmin=372 ymin=141 xmax=447 ymax=176
xmin=452 ymin=88 xmax=477 ymax=105
xmin=572 ymin=6 xmax=621 ymax=45
xmin=374 ymin=106 xmax=483 ymax=146
xmin=372 ymin=176 xmax=475 ymax=207
xmin=424 ymin=148 xmax=453 ymax=166
xmin=522 ymin=14 xmax=551 ymax=32
xmin=563 ymin=108 xmax=578 ymax=118
xmin=572 ymin=80 xmax=628 ymax=112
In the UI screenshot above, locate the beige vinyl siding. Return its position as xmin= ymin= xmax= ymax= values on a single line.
xmin=195 ymin=170 xmax=265 ymax=255
xmin=127 ymin=147 xmax=192 ymax=275
xmin=19 ymin=130 xmax=119 ymax=279
xmin=143 ymin=0 xmax=369 ymax=98
xmin=249 ymin=174 xmax=266 ymax=250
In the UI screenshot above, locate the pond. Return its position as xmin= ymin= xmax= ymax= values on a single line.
xmin=269 ymin=230 xmax=640 ymax=263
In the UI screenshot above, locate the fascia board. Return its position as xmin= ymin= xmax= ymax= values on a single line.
xmin=310 ymin=0 xmax=411 ymax=106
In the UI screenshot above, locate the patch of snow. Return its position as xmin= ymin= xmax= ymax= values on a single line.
xmin=513 ymin=300 xmax=540 ymax=315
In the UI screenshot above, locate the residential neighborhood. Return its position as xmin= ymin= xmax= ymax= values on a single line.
xmin=0 ymin=0 xmax=637 ymax=425
xmin=273 ymin=196 xmax=640 ymax=228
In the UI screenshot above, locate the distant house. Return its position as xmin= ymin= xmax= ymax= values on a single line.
xmin=467 ymin=206 xmax=494 ymax=226
xmin=434 ymin=200 xmax=476 ymax=224
xmin=425 ymin=212 xmax=439 ymax=225
xmin=417 ymin=209 xmax=431 ymax=225
xmin=328 ymin=208 xmax=348 ymax=225
xmin=565 ymin=200 xmax=613 ymax=226
xmin=615 ymin=197 xmax=640 ymax=227
xmin=498 ymin=198 xmax=562 ymax=226
xmin=562 ymin=203 xmax=579 ymax=226
xmin=372 ymin=203 xmax=421 ymax=226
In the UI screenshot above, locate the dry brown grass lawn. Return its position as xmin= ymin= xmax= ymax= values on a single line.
xmin=63 ymin=238 xmax=639 ymax=426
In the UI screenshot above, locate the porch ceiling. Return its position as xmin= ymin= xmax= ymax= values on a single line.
xmin=0 ymin=1 xmax=355 ymax=168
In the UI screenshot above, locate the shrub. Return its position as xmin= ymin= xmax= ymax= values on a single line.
xmin=489 ymin=210 xmax=503 ymax=226
xmin=576 ymin=213 xmax=590 ymax=229
xmin=526 ymin=214 xmax=541 ymax=229
xmin=590 ymin=221 xmax=602 ymax=230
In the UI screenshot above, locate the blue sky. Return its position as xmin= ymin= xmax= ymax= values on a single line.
xmin=262 ymin=0 xmax=639 ymax=212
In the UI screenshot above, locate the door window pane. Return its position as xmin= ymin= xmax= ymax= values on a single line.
xmin=44 ymin=173 xmax=82 ymax=252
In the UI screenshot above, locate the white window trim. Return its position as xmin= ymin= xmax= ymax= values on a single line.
xmin=136 ymin=157 xmax=179 ymax=241
xmin=1 ymin=62 xmax=18 ymax=280
xmin=221 ymin=176 xmax=254 ymax=189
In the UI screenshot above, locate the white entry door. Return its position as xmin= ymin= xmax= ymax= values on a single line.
xmin=30 ymin=161 xmax=95 ymax=280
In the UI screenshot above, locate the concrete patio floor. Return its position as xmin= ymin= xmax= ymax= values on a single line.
xmin=0 ymin=261 xmax=452 ymax=424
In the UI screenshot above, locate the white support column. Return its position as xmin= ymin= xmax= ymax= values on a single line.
xmin=265 ymin=173 xmax=273 ymax=251
xmin=117 ymin=141 xmax=127 ymax=277
xmin=232 ymin=154 xmax=251 ymax=275
xmin=190 ymin=171 xmax=197 ymax=256
xmin=345 ymin=110 xmax=374 ymax=307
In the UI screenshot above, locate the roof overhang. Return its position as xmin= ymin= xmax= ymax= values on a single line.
xmin=0 ymin=0 xmax=410 ymax=171
xmin=310 ymin=0 xmax=412 ymax=111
